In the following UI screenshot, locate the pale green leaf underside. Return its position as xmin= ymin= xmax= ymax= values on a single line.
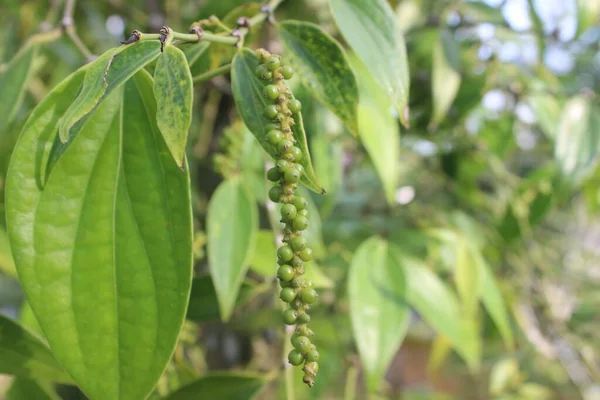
xmin=153 ymin=45 xmax=194 ymax=167
xmin=231 ymin=48 xmax=325 ymax=194
xmin=279 ymin=20 xmax=359 ymax=136
xmin=6 ymin=70 xmax=192 ymax=400
xmin=348 ymin=237 xmax=410 ymax=392
xmin=330 ymin=0 xmax=410 ymax=126
xmin=165 ymin=373 xmax=266 ymax=400
xmin=0 ymin=45 xmax=37 ymax=133
xmin=0 ymin=314 xmax=71 ymax=383
xmin=207 ymin=178 xmax=258 ymax=322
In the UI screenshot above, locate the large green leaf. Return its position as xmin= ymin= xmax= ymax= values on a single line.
xmin=186 ymin=275 xmax=255 ymax=322
xmin=348 ymin=237 xmax=410 ymax=392
xmin=401 ymin=251 xmax=480 ymax=370
xmin=554 ymin=96 xmax=600 ymax=184
xmin=349 ymin=55 xmax=400 ymax=205
xmin=430 ymin=30 xmax=461 ymax=129
xmin=0 ymin=227 xmax=16 ymax=278
xmin=6 ymin=378 xmax=60 ymax=400
xmin=154 ymin=45 xmax=194 ymax=167
xmin=0 ymin=314 xmax=70 ymax=383
xmin=58 ymin=41 xmax=162 ymax=142
xmin=0 ymin=45 xmax=37 ymax=133
xmin=165 ymin=373 xmax=266 ymax=400
xmin=278 ymin=20 xmax=359 ymax=136
xmin=231 ymin=48 xmax=325 ymax=194
xmin=6 ymin=70 xmax=193 ymax=400
xmin=329 ymin=0 xmax=410 ymax=126
xmin=454 ymin=238 xmax=481 ymax=318
xmin=207 ymin=178 xmax=258 ymax=322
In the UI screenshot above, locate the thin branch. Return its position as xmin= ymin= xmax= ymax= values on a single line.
xmin=192 ymin=63 xmax=232 ymax=84
xmin=62 ymin=0 xmax=96 ymax=61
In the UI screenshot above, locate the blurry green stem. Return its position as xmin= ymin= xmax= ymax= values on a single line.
xmin=344 ymin=363 xmax=358 ymax=400
xmin=62 ymin=0 xmax=95 ymax=61
xmin=192 ymin=64 xmax=231 ymax=84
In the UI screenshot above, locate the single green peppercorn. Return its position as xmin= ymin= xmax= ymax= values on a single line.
xmin=255 ymin=64 xmax=269 ymax=79
xmin=277 ymin=245 xmax=294 ymax=262
xmin=267 ymin=167 xmax=282 ymax=182
xmin=291 ymin=334 xmax=307 ymax=349
xmin=277 ymin=265 xmax=295 ymax=281
xmin=266 ymin=129 xmax=283 ymax=145
xmin=290 ymin=236 xmax=307 ymax=251
xmin=278 ymin=139 xmax=293 ymax=153
xmin=284 ymin=169 xmax=300 ymax=183
xmin=293 ymin=216 xmax=309 ymax=231
xmin=299 ymin=247 xmax=313 ymax=262
xmin=265 ymin=123 xmax=279 ymax=131
xmin=292 ymin=196 xmax=307 ymax=210
xmin=266 ymin=56 xmax=281 ymax=71
xmin=264 ymin=105 xmax=279 ymax=119
xmin=289 ymin=99 xmax=302 ymax=113
xmin=268 ymin=186 xmax=283 ymax=202
xmin=306 ymin=350 xmax=319 ymax=362
xmin=283 ymin=308 xmax=298 ymax=325
xmin=281 ymin=65 xmax=294 ymax=79
xmin=298 ymin=209 xmax=309 ymax=218
xmin=306 ymin=361 xmax=319 ymax=374
xmin=276 ymin=159 xmax=290 ymax=172
xmin=297 ymin=312 xmax=311 ymax=324
xmin=289 ymin=147 xmax=303 ymax=161
xmin=291 ymin=256 xmax=304 ymax=269
xmin=296 ymin=337 xmax=312 ymax=353
xmin=301 ymin=288 xmax=318 ymax=304
xmin=281 ymin=204 xmax=298 ymax=221
xmin=288 ymin=349 xmax=304 ymax=366
xmin=280 ymin=287 xmax=297 ymax=303
xmin=264 ymin=84 xmax=279 ymax=100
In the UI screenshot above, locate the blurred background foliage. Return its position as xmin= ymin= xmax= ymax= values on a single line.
xmin=0 ymin=0 xmax=599 ymax=399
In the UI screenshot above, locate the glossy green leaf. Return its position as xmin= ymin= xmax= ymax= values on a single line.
xmin=6 ymin=378 xmax=60 ymax=400
xmin=181 ymin=42 xmax=211 ymax=69
xmin=401 ymin=251 xmax=480 ymax=370
xmin=348 ymin=237 xmax=410 ymax=391
xmin=454 ymin=238 xmax=480 ymax=317
xmin=430 ymin=30 xmax=461 ymax=129
xmin=458 ymin=1 xmax=505 ymax=24
xmin=528 ymin=93 xmax=561 ymax=140
xmin=231 ymin=48 xmax=325 ymax=194
xmin=330 ymin=0 xmax=410 ymax=126
xmin=479 ymin=256 xmax=514 ymax=350
xmin=349 ymin=55 xmax=400 ymax=205
xmin=0 ymin=314 xmax=70 ymax=383
xmin=0 ymin=45 xmax=37 ymax=133
xmin=186 ymin=276 xmax=255 ymax=322
xmin=554 ymin=96 xmax=600 ymax=184
xmin=154 ymin=45 xmax=194 ymax=167
xmin=6 ymin=70 xmax=193 ymax=400
xmin=58 ymin=41 xmax=162 ymax=142
xmin=0 ymin=227 xmax=16 ymax=278
xmin=207 ymin=178 xmax=258 ymax=322
xmin=165 ymin=373 xmax=266 ymax=400
xmin=279 ymin=20 xmax=359 ymax=136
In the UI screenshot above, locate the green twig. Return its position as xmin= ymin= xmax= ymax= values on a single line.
xmin=343 ymin=363 xmax=358 ymax=400
xmin=192 ymin=63 xmax=232 ymax=84
xmin=61 ymin=0 xmax=96 ymax=61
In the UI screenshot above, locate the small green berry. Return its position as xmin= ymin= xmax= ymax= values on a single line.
xmin=284 ymin=168 xmax=300 ymax=183
xmin=289 ymin=146 xmax=303 ymax=161
xmin=283 ymin=308 xmax=298 ymax=325
xmin=277 ymin=265 xmax=295 ymax=281
xmin=264 ymin=84 xmax=279 ymax=100
xmin=291 ymin=278 xmax=305 ymax=288
xmin=276 ymin=159 xmax=290 ymax=172
xmin=291 ymin=334 xmax=306 ymax=349
xmin=278 ymin=139 xmax=293 ymax=154
xmin=292 ymin=196 xmax=307 ymax=210
xmin=306 ymin=350 xmax=319 ymax=362
xmin=290 ymin=236 xmax=307 ymax=251
xmin=268 ymin=185 xmax=283 ymax=202
xmin=266 ymin=129 xmax=283 ymax=145
xmin=266 ymin=56 xmax=281 ymax=71
xmin=299 ymin=247 xmax=313 ymax=262
xmin=291 ymin=256 xmax=304 ymax=269
xmin=288 ymin=349 xmax=304 ymax=366
xmin=264 ymin=105 xmax=279 ymax=119
xmin=265 ymin=123 xmax=279 ymax=131
xmin=293 ymin=216 xmax=309 ymax=231
xmin=267 ymin=167 xmax=282 ymax=182
xmin=301 ymin=288 xmax=318 ymax=304
xmin=255 ymin=64 xmax=269 ymax=79
xmin=306 ymin=361 xmax=319 ymax=374
xmin=280 ymin=287 xmax=297 ymax=303
xmin=278 ymin=245 xmax=294 ymax=262
xmin=296 ymin=336 xmax=312 ymax=353
xmin=281 ymin=65 xmax=294 ymax=79
xmin=289 ymin=99 xmax=302 ymax=113
xmin=297 ymin=312 xmax=311 ymax=324
xmin=281 ymin=204 xmax=298 ymax=221
xmin=298 ymin=209 xmax=309 ymax=218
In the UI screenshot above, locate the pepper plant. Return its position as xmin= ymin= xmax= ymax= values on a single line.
xmin=1 ymin=0 xmax=599 ymax=399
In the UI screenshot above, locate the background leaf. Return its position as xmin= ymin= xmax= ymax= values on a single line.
xmin=231 ymin=48 xmax=325 ymax=194
xmin=165 ymin=373 xmax=266 ymax=400
xmin=279 ymin=20 xmax=359 ymax=136
xmin=329 ymin=0 xmax=410 ymax=126
xmin=0 ymin=45 xmax=37 ymax=134
xmin=0 ymin=314 xmax=71 ymax=383
xmin=348 ymin=237 xmax=410 ymax=391
xmin=186 ymin=276 xmax=255 ymax=323
xmin=6 ymin=378 xmax=60 ymax=400
xmin=207 ymin=178 xmax=258 ymax=322
xmin=153 ymin=45 xmax=194 ymax=166
xmin=430 ymin=29 xmax=461 ymax=129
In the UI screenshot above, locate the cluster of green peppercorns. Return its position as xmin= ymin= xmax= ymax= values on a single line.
xmin=255 ymin=48 xmax=320 ymax=387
